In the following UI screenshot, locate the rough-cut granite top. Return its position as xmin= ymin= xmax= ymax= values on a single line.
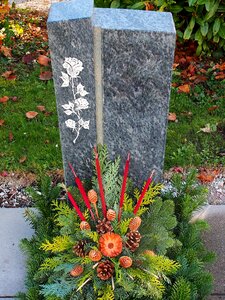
xmin=93 ymin=8 xmax=175 ymax=33
xmin=48 ymin=0 xmax=93 ymax=23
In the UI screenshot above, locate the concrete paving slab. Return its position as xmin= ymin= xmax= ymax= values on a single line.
xmin=194 ymin=205 xmax=225 ymax=296
xmin=0 ymin=208 xmax=34 ymax=297
xmin=208 ymin=296 xmax=225 ymax=300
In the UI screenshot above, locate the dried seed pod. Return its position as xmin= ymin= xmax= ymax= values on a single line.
xmin=88 ymin=189 xmax=98 ymax=204
xmin=129 ymin=216 xmax=142 ymax=231
xmin=89 ymin=249 xmax=102 ymax=262
xmin=70 ymin=265 xmax=84 ymax=277
xmin=80 ymin=221 xmax=91 ymax=230
xmin=106 ymin=209 xmax=116 ymax=221
xmin=99 ymin=232 xmax=123 ymax=258
xmin=119 ymin=256 xmax=133 ymax=268
xmin=143 ymin=250 xmax=156 ymax=256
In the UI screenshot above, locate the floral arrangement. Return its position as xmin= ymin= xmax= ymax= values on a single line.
xmin=39 ymin=147 xmax=179 ymax=300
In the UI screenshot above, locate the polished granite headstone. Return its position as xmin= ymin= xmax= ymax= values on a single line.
xmin=93 ymin=8 xmax=176 ymax=185
xmin=48 ymin=1 xmax=176 ymax=186
xmin=47 ymin=0 xmax=96 ymax=185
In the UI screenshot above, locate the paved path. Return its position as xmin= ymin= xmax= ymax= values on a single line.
xmin=0 ymin=209 xmax=34 ymax=298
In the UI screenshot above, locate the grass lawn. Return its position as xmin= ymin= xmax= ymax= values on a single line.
xmin=0 ymin=8 xmax=224 ymax=176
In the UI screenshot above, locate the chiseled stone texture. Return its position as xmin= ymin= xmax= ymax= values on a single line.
xmin=93 ymin=9 xmax=176 ymax=186
xmin=47 ymin=0 xmax=96 ymax=186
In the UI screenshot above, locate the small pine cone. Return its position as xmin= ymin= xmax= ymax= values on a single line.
xmin=80 ymin=221 xmax=91 ymax=230
xmin=106 ymin=209 xmax=116 ymax=221
xmin=96 ymin=218 xmax=114 ymax=235
xmin=119 ymin=256 xmax=133 ymax=268
xmin=88 ymin=189 xmax=98 ymax=203
xmin=129 ymin=216 xmax=142 ymax=231
xmin=89 ymin=249 xmax=102 ymax=262
xmin=73 ymin=240 xmax=87 ymax=257
xmin=126 ymin=231 xmax=141 ymax=252
xmin=70 ymin=265 xmax=84 ymax=277
xmin=97 ymin=260 xmax=114 ymax=281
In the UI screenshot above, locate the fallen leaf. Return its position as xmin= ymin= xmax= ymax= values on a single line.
xmin=19 ymin=156 xmax=27 ymax=164
xmin=26 ymin=111 xmax=38 ymax=119
xmin=208 ymin=105 xmax=219 ymax=112
xmin=44 ymin=111 xmax=53 ymax=117
xmin=180 ymin=111 xmax=193 ymax=116
xmin=172 ymin=166 xmax=184 ymax=173
xmin=37 ymin=55 xmax=49 ymax=66
xmin=0 ymin=171 xmax=8 ymax=177
xmin=213 ymin=62 xmax=225 ymax=71
xmin=0 ymin=96 xmax=9 ymax=103
xmin=168 ymin=112 xmax=177 ymax=122
xmin=39 ymin=71 xmax=52 ymax=81
xmin=197 ymin=169 xmax=219 ymax=183
xmin=215 ymin=73 xmax=225 ymax=80
xmin=0 ymin=119 xmax=5 ymax=126
xmin=145 ymin=2 xmax=154 ymax=10
xmin=2 ymin=70 xmax=12 ymax=78
xmin=22 ymin=53 xmax=35 ymax=64
xmin=11 ymin=96 xmax=18 ymax=102
xmin=0 ymin=46 xmax=12 ymax=57
xmin=193 ymin=75 xmax=207 ymax=84
xmin=45 ymin=140 xmax=50 ymax=144
xmin=37 ymin=105 xmax=45 ymax=112
xmin=173 ymin=63 xmax=179 ymax=70
xmin=178 ymin=84 xmax=190 ymax=94
xmin=9 ymin=131 xmax=13 ymax=142
xmin=199 ymin=123 xmax=217 ymax=133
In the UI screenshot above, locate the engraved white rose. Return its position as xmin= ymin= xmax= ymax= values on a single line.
xmin=65 ymin=119 xmax=76 ymax=130
xmin=60 ymin=57 xmax=90 ymax=144
xmin=62 ymin=57 xmax=84 ymax=78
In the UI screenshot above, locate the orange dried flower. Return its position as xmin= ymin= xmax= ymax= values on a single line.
xmin=80 ymin=221 xmax=91 ymax=230
xmin=99 ymin=232 xmax=123 ymax=258
xmin=106 ymin=209 xmax=116 ymax=221
xmin=70 ymin=265 xmax=84 ymax=277
xmin=119 ymin=256 xmax=133 ymax=268
xmin=89 ymin=249 xmax=102 ymax=262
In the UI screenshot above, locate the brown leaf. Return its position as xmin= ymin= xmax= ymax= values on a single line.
xmin=0 ymin=119 xmax=5 ymax=126
xmin=1 ymin=70 xmax=16 ymax=80
xmin=213 ymin=62 xmax=225 ymax=71
xmin=215 ymin=73 xmax=225 ymax=80
xmin=26 ymin=111 xmax=38 ymax=119
xmin=178 ymin=84 xmax=190 ymax=94
xmin=193 ymin=75 xmax=207 ymax=84
xmin=1 ymin=46 xmax=12 ymax=57
xmin=0 ymin=96 xmax=9 ymax=103
xmin=11 ymin=96 xmax=18 ymax=102
xmin=168 ymin=112 xmax=177 ymax=122
xmin=9 ymin=131 xmax=13 ymax=142
xmin=39 ymin=71 xmax=52 ymax=81
xmin=37 ymin=55 xmax=50 ymax=66
xmin=19 ymin=156 xmax=27 ymax=164
xmin=197 ymin=169 xmax=219 ymax=183
xmin=180 ymin=111 xmax=193 ymax=116
xmin=208 ymin=105 xmax=219 ymax=112
xmin=22 ymin=53 xmax=35 ymax=64
xmin=37 ymin=105 xmax=45 ymax=112
xmin=145 ymin=2 xmax=155 ymax=10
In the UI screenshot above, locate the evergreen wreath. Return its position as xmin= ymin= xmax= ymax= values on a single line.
xmin=38 ymin=146 xmax=180 ymax=300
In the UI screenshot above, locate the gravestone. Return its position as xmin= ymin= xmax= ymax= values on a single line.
xmin=48 ymin=0 xmax=176 ymax=186
xmin=47 ymin=0 xmax=96 ymax=186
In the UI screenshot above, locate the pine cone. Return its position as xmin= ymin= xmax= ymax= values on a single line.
xmin=96 ymin=218 xmax=113 ymax=235
xmin=73 ymin=240 xmax=86 ymax=257
xmin=97 ymin=260 xmax=114 ymax=281
xmin=126 ymin=231 xmax=141 ymax=252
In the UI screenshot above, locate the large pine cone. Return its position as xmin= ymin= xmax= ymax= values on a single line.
xmin=126 ymin=231 xmax=141 ymax=252
xmin=73 ymin=240 xmax=86 ymax=257
xmin=97 ymin=260 xmax=115 ymax=281
xmin=96 ymin=218 xmax=113 ymax=235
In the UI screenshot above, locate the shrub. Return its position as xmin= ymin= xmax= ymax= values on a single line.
xmin=94 ymin=0 xmax=225 ymax=55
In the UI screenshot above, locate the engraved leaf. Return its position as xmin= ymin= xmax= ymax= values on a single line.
xmin=60 ymin=72 xmax=69 ymax=87
xmin=62 ymin=102 xmax=73 ymax=110
xmin=64 ymin=110 xmax=73 ymax=115
xmin=78 ymin=118 xmax=90 ymax=129
xmin=65 ymin=119 xmax=76 ymax=129
xmin=77 ymin=83 xmax=89 ymax=97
